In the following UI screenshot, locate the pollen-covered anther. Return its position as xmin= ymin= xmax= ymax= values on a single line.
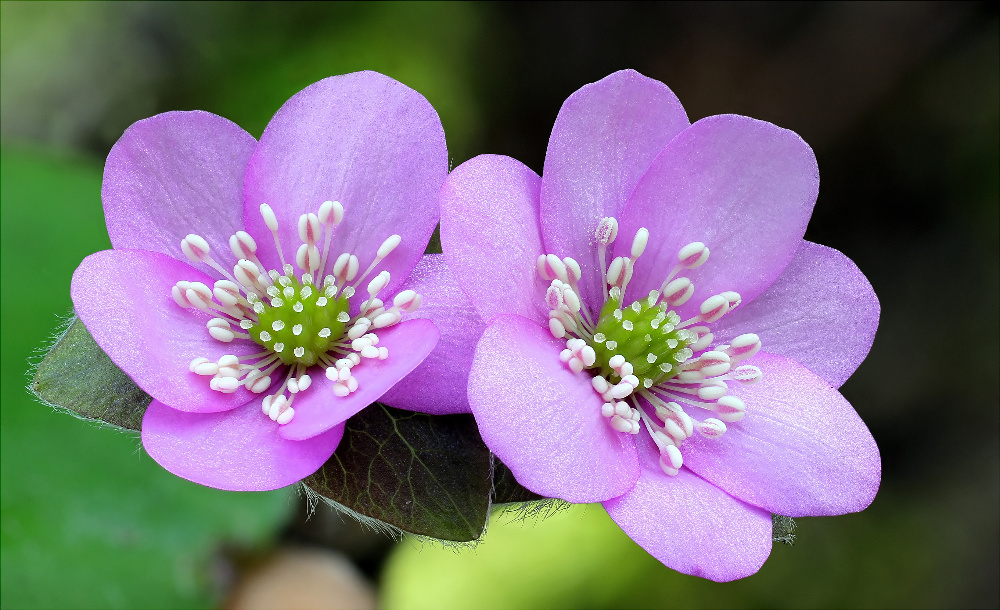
xmin=731 ymin=364 xmax=763 ymax=384
xmin=595 ymin=217 xmax=619 ymax=246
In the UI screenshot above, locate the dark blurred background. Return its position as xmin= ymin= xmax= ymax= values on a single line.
xmin=2 ymin=2 xmax=997 ymax=608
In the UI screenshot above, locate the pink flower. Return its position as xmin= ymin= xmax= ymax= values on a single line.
xmin=71 ymin=71 xmax=471 ymax=492
xmin=440 ymin=70 xmax=881 ymax=581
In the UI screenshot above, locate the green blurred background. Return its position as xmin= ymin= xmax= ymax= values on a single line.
xmin=2 ymin=2 xmax=997 ymax=608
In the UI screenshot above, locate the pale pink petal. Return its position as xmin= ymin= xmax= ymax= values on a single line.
xmin=278 ymin=319 xmax=440 ymax=440
xmin=713 ymin=241 xmax=879 ymax=388
xmin=468 ymin=314 xmax=639 ymax=503
xmin=102 ymin=111 xmax=255 ymax=279
xmin=540 ymin=69 xmax=690 ymax=311
xmin=380 ymin=255 xmax=482 ymax=415
xmin=617 ymin=114 xmax=819 ymax=319
xmin=72 ymin=249 xmax=260 ymax=413
xmin=682 ymin=352 xmax=881 ymax=517
xmin=604 ymin=432 xmax=772 ymax=582
xmin=243 ymin=71 xmax=446 ymax=298
xmin=142 ymin=398 xmax=343 ymax=491
xmin=440 ymin=155 xmax=549 ymax=325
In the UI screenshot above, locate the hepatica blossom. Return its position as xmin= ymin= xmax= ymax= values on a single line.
xmin=71 ymin=71 xmax=460 ymax=492
xmin=441 ymin=70 xmax=881 ymax=580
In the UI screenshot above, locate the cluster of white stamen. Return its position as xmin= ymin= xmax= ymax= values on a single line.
xmin=539 ymin=217 xmax=765 ymax=476
xmin=172 ymin=200 xmax=421 ymax=426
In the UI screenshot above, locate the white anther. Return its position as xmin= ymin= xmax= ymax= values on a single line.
xmin=592 ymin=376 xmax=610 ymax=394
xmin=613 ymin=402 xmax=631 ymax=418
xmin=392 ymin=290 xmax=421 ymax=312
xmin=563 ymin=258 xmax=582 ymax=282
xmin=367 ymin=271 xmax=390 ymax=297
xmin=601 ymin=402 xmax=615 ymax=417
xmin=698 ymin=294 xmax=730 ymax=323
xmin=229 ymin=231 xmax=258 ymax=260
xmin=208 ymin=326 xmax=236 ymax=343
xmin=190 ymin=358 xmax=219 ymax=376
xmin=721 ymin=291 xmax=742 ymax=309
xmin=698 ymin=418 xmax=727 ymax=439
xmin=698 ymin=383 xmax=728 ymax=400
xmin=319 ymin=200 xmax=344 ymax=226
xmin=217 ymin=354 xmax=239 ymax=369
xmin=234 ymin=260 xmax=262 ymax=289
xmin=288 ymin=378 xmax=300 ymax=394
xmin=607 ymin=257 xmax=627 ymax=288
xmin=298 ymin=213 xmax=322 ymax=245
xmin=727 ymin=333 xmax=761 ymax=362
xmin=608 ymin=354 xmax=626 ymax=369
xmin=267 ymin=395 xmax=287 ymax=420
xmin=580 ymin=346 xmax=597 ymax=367
xmin=347 ymin=320 xmax=372 ymax=340
xmin=631 ymin=228 xmax=649 ymax=258
xmin=663 ymin=418 xmax=686 ymax=441
xmin=211 ymin=280 xmax=240 ymax=307
xmin=662 ymin=277 xmax=694 ymax=306
xmin=206 ymin=318 xmax=231 ymax=331
xmin=715 ymin=395 xmax=746 ymax=422
xmin=563 ymin=287 xmax=582 ymax=313
xmin=248 ymin=375 xmax=272 ymax=393
xmin=347 ymin=353 xmax=361 ymax=366
xmin=659 ymin=445 xmax=683 ymax=476
xmin=610 ymin=414 xmax=633 ymax=433
xmin=360 ymin=345 xmax=379 ymax=359
xmin=260 ymin=203 xmax=279 ymax=231
xmin=185 ymin=288 xmax=213 ymax=311
xmin=373 ymin=311 xmax=401 ymax=329
xmin=536 ymin=255 xmax=552 ymax=280
xmin=732 ymin=365 xmax=763 ymax=384
xmin=696 ymin=351 xmax=732 ymax=377
xmin=296 ymin=243 xmax=321 ymax=274
xmin=210 ymin=376 xmax=240 ymax=393
xmin=276 ymin=406 xmax=295 ymax=425
xmin=678 ymin=242 xmax=710 ymax=269
xmin=180 ymin=234 xmax=211 ymax=263
xmin=621 ymin=374 xmax=639 ymax=389
xmin=619 ymin=361 xmax=634 ymax=377
xmin=545 ymin=254 xmax=568 ymax=282
xmin=172 ymin=284 xmax=191 ymax=308
xmin=690 ymin=329 xmax=714 ymax=352
xmin=610 ymin=382 xmax=634 ymax=399
xmin=595 ymin=217 xmax=619 ymax=246
xmin=377 ymin=234 xmax=402 ymax=259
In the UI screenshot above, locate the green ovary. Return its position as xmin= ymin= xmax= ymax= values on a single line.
xmin=591 ymin=294 xmax=694 ymax=385
xmin=249 ymin=275 xmax=350 ymax=366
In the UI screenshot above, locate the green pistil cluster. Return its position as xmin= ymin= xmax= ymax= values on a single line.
xmin=592 ymin=293 xmax=695 ymax=385
xmin=249 ymin=275 xmax=350 ymax=366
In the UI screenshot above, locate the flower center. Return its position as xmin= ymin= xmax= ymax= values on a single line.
xmin=172 ymin=201 xmax=422 ymax=426
xmin=539 ymin=217 xmax=763 ymax=476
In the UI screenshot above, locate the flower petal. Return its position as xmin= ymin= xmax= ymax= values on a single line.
xmin=468 ymin=314 xmax=639 ymax=503
xmin=618 ymin=114 xmax=819 ymax=317
xmin=682 ymin=352 xmax=881 ymax=517
xmin=539 ymin=70 xmax=690 ymax=311
xmin=102 ymin=111 xmax=255 ymax=279
xmin=278 ymin=319 xmax=440 ymax=440
xmin=712 ymin=241 xmax=879 ymax=388
xmin=243 ymin=71 xmax=447 ymax=297
xmin=603 ymin=431 xmax=772 ymax=582
xmin=440 ymin=154 xmax=549 ymax=325
xmin=72 ymin=249 xmax=259 ymax=413
xmin=380 ymin=254 xmax=482 ymax=415
xmin=142 ymin=398 xmax=343 ymax=491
